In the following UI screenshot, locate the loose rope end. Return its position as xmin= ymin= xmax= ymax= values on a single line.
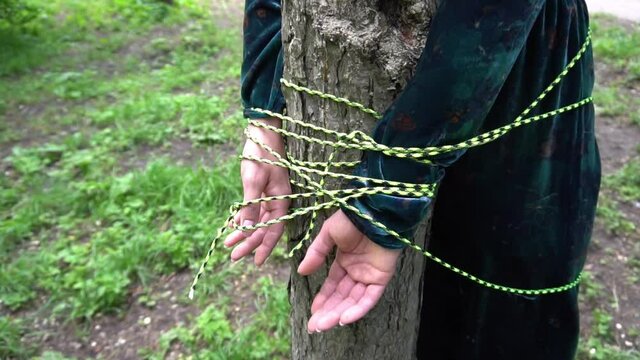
xmin=188 ymin=288 xmax=195 ymax=300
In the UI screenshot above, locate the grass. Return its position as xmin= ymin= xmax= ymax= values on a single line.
xmin=3 ymin=159 xmax=243 ymax=317
xmin=0 ymin=0 xmax=204 ymax=76
xmin=591 ymin=14 xmax=640 ymax=126
xmin=0 ymin=0 xmax=289 ymax=358
xmin=592 ymin=14 xmax=640 ymax=236
xmin=596 ymin=194 xmax=636 ymax=235
xmin=577 ymin=313 xmax=640 ymax=360
xmin=578 ymin=15 xmax=640 ymax=359
xmin=577 ymin=273 xmax=640 ymax=359
xmin=606 ymin=159 xmax=640 ymax=202
xmin=0 ymin=317 xmax=36 ymax=359
xmin=591 ymin=14 xmax=640 ymax=79
xmin=142 ymin=276 xmax=290 ymax=360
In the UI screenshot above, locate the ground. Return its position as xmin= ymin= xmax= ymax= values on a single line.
xmin=0 ymin=1 xmax=639 ymax=359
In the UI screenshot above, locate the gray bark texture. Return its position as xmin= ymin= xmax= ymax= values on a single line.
xmin=281 ymin=1 xmax=437 ymax=359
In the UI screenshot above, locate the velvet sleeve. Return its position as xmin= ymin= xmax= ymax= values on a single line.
xmin=342 ymin=0 xmax=547 ymax=249
xmin=241 ymin=0 xmax=285 ymax=119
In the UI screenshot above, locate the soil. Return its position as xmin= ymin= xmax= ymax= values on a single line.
xmin=29 ymin=261 xmax=290 ymax=360
xmin=596 ymin=116 xmax=640 ymax=174
xmin=117 ymin=137 xmax=238 ymax=174
xmin=31 ymin=272 xmax=201 ymax=360
xmin=580 ymin=32 xmax=640 ymax=349
xmin=585 ymin=222 xmax=640 ymax=349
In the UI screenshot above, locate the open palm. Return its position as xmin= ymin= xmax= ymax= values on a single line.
xmin=297 ymin=210 xmax=402 ymax=333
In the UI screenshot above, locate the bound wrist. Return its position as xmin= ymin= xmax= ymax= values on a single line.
xmin=248 ymin=117 xmax=282 ymax=129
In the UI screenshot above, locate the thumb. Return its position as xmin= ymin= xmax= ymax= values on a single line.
xmin=297 ymin=222 xmax=336 ymax=276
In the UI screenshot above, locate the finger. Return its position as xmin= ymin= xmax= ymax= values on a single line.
xmin=230 ymin=227 xmax=266 ymax=261
xmin=297 ymin=224 xmax=336 ymax=276
xmin=253 ymin=197 xmax=289 ymax=265
xmin=223 ymin=229 xmax=246 ymax=248
xmin=253 ymin=219 xmax=285 ymax=266
xmin=316 ymin=283 xmax=366 ymax=331
xmin=230 ymin=202 xmax=280 ymax=262
xmin=308 ymin=276 xmax=357 ymax=332
xmin=239 ymin=161 xmax=267 ymax=231
xmin=223 ymin=212 xmax=247 ymax=247
xmin=315 ymin=273 xmax=355 ymax=314
xmin=310 ymin=263 xmax=346 ymax=314
xmin=339 ymin=285 xmax=385 ymax=326
xmin=226 ymin=205 xmax=267 ymax=255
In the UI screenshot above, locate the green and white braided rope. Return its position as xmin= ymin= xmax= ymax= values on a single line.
xmin=189 ymin=30 xmax=593 ymax=300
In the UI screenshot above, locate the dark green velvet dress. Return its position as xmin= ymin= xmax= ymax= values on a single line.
xmin=241 ymin=0 xmax=601 ymax=358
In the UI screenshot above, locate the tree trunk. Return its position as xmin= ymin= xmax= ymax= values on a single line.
xmin=281 ymin=1 xmax=437 ymax=359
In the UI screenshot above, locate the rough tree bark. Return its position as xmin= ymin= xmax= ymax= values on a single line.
xmin=281 ymin=1 xmax=437 ymax=359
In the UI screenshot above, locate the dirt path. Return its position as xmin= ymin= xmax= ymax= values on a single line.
xmin=587 ymin=0 xmax=640 ymax=21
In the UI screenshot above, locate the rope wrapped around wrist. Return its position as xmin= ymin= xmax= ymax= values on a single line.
xmin=189 ymin=29 xmax=593 ymax=299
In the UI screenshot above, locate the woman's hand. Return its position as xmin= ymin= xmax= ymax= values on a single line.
xmin=297 ymin=210 xmax=401 ymax=333
xmin=223 ymin=118 xmax=291 ymax=266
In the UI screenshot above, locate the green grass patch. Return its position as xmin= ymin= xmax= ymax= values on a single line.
xmin=577 ymin=308 xmax=640 ymax=360
xmin=591 ymin=16 xmax=640 ymax=125
xmin=0 ymin=0 xmax=291 ymax=358
xmin=0 ymin=0 xmax=247 ymax=326
xmin=596 ymin=157 xmax=640 ymax=236
xmin=0 ymin=0 xmax=203 ymax=76
xmin=592 ymin=14 xmax=640 ymax=79
xmin=605 ymin=158 xmax=640 ymax=202
xmin=596 ymin=194 xmax=636 ymax=235
xmin=0 ymin=316 xmax=36 ymax=359
xmin=580 ymin=270 xmax=606 ymax=304
xmin=592 ymin=85 xmax=631 ymax=118
xmin=1 ymin=159 xmax=242 ymax=318
xmin=143 ymin=276 xmax=290 ymax=360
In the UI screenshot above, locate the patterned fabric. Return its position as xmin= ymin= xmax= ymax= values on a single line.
xmin=241 ymin=0 xmax=600 ymax=358
xmin=344 ymin=0 xmax=598 ymax=252
xmin=241 ymin=0 xmax=285 ymax=119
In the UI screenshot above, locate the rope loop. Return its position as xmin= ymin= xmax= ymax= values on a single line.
xmin=189 ymin=29 xmax=593 ymax=300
